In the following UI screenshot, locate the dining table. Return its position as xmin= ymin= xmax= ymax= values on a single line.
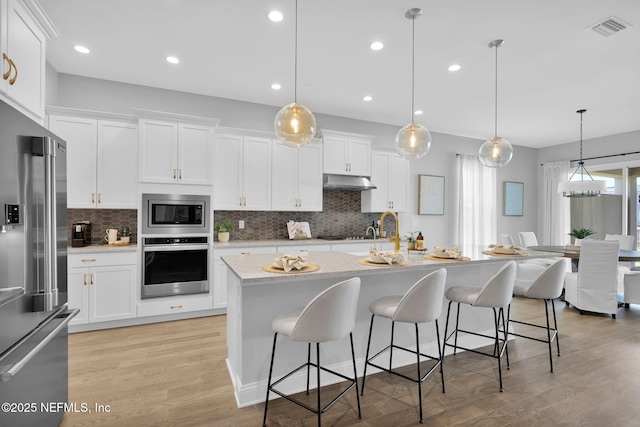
xmin=529 ymin=245 xmax=640 ymax=262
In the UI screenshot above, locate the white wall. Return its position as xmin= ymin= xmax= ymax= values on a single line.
xmin=49 ymin=72 xmax=540 ymax=248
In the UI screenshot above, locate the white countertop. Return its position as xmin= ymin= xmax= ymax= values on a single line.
xmin=212 ymin=237 xmax=387 ymax=249
xmin=221 ymin=248 xmax=558 ymax=285
xmin=68 ymin=244 xmax=137 ymax=254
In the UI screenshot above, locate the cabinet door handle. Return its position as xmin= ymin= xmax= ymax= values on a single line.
xmin=91 ymin=192 xmax=95 ymax=203
xmin=2 ymin=53 xmax=10 ymax=80
xmin=90 ymin=273 xmax=94 ymax=285
xmin=170 ymin=305 xmax=183 ymax=309
xmin=178 ymin=168 xmax=182 ymax=179
xmin=8 ymin=58 xmax=17 ymax=85
xmin=83 ymin=273 xmax=87 ymax=286
xmin=239 ymin=196 xmax=243 ymax=207
xmin=173 ymin=168 xmax=177 ymax=179
xmin=81 ymin=259 xmax=96 ymax=263
xmin=97 ymin=192 xmax=101 ymax=204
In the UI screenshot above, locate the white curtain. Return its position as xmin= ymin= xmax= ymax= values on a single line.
xmin=456 ymin=154 xmax=496 ymax=251
xmin=542 ymin=160 xmax=570 ymax=245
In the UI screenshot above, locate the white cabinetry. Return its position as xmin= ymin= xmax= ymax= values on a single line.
xmin=272 ymin=139 xmax=323 ymax=211
xmin=67 ymin=252 xmax=137 ymax=326
xmin=0 ymin=0 xmax=56 ymax=121
xmin=362 ymin=150 xmax=409 ymax=212
xmin=135 ymin=109 xmax=219 ymax=185
xmin=213 ymin=128 xmax=272 ymax=210
xmin=322 ymin=129 xmax=372 ymax=176
xmin=48 ymin=109 xmax=139 ymax=209
xmin=212 ymin=246 xmax=277 ymax=309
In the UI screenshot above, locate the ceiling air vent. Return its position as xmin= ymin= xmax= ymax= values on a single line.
xmin=589 ymin=16 xmax=630 ymax=37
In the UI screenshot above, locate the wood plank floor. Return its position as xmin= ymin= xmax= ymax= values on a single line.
xmin=60 ymin=298 xmax=640 ymax=426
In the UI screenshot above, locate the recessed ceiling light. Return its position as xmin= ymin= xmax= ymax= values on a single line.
xmin=74 ymin=45 xmax=90 ymax=54
xmin=414 ymin=110 xmax=423 ymax=115
xmin=271 ymin=83 xmax=281 ymax=90
xmin=363 ymin=95 xmax=373 ymax=101
xmin=448 ymin=64 xmax=461 ymax=72
xmin=166 ymin=56 xmax=180 ymax=64
xmin=268 ymin=11 xmax=283 ymax=22
xmin=370 ymin=41 xmax=384 ymax=51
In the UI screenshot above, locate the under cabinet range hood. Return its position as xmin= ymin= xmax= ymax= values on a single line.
xmin=322 ymin=174 xmax=377 ymax=190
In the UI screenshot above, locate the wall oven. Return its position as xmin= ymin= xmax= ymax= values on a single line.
xmin=142 ymin=193 xmax=210 ymax=235
xmin=141 ymin=236 xmax=209 ymax=299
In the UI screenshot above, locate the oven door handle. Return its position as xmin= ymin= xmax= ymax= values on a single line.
xmin=143 ymin=244 xmax=209 ymax=252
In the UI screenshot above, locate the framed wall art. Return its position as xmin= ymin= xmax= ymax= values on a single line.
xmin=418 ymin=174 xmax=445 ymax=215
xmin=503 ymin=181 xmax=524 ymax=216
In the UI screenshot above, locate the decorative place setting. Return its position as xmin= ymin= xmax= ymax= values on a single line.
xmin=358 ymin=249 xmax=407 ymax=267
xmin=423 ymin=247 xmax=470 ymax=262
xmin=262 ymin=254 xmax=320 ymax=274
xmin=482 ymin=244 xmax=528 ymax=256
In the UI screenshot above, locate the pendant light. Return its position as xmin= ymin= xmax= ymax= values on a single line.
xmin=394 ymin=8 xmax=431 ymax=160
xmin=557 ymin=109 xmax=606 ymax=197
xmin=274 ymin=0 xmax=316 ymax=148
xmin=478 ymin=39 xmax=513 ymax=168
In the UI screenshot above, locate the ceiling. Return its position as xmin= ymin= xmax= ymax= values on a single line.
xmin=39 ymin=0 xmax=640 ymax=149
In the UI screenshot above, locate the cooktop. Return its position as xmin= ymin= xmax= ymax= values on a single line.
xmin=316 ymin=235 xmax=374 ymax=241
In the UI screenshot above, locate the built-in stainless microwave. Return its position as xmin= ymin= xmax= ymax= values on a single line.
xmin=141 ymin=193 xmax=210 ymax=235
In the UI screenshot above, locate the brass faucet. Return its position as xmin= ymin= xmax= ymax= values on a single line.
xmin=379 ymin=211 xmax=400 ymax=251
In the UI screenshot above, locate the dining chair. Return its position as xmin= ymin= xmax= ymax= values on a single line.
xmin=623 ymin=271 xmax=640 ymax=308
xmin=604 ymin=234 xmax=636 ymax=291
xmin=444 ymin=261 xmax=517 ymax=391
xmin=509 ymin=258 xmax=568 ymax=372
xmin=263 ymin=277 xmax=361 ymax=427
xmin=564 ymin=239 xmax=620 ymax=319
xmin=501 ymin=234 xmax=516 ymax=246
xmin=361 ymin=269 xmax=447 ymax=423
xmin=517 ymin=231 xmax=556 ymax=269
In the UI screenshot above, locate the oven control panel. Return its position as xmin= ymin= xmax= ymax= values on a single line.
xmin=143 ymin=236 xmax=208 ymax=245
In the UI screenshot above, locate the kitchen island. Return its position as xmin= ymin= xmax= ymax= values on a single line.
xmin=222 ymin=248 xmax=557 ymax=407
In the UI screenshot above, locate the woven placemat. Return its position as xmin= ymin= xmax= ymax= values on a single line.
xmin=481 ymin=250 xmax=528 ymax=257
xmin=261 ymin=263 xmax=320 ymax=274
xmin=357 ymin=259 xmax=408 ymax=267
xmin=422 ymin=254 xmax=470 ymax=262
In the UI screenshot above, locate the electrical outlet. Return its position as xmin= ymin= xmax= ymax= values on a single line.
xmin=239 ymin=220 xmax=245 ymax=229
xmin=411 ymin=220 xmax=419 ymax=227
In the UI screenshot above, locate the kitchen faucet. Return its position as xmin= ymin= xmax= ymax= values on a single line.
xmin=379 ymin=211 xmax=400 ymax=251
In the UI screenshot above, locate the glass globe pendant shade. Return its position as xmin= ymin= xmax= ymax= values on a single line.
xmin=478 ymin=136 xmax=513 ymax=168
xmin=394 ymin=123 xmax=431 ymax=160
xmin=274 ymin=102 xmax=316 ymax=148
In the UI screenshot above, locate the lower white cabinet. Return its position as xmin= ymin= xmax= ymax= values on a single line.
xmin=67 ymin=252 xmax=137 ymax=326
xmin=137 ymin=295 xmax=213 ymax=317
xmin=212 ymin=246 xmax=277 ymax=309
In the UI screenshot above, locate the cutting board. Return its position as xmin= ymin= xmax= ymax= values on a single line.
xmin=287 ymin=221 xmax=312 ymax=239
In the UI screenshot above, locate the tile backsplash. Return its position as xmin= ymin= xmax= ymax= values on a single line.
xmin=214 ymin=190 xmax=392 ymax=241
xmin=67 ymin=191 xmax=396 ymax=244
xmin=67 ymin=209 xmax=137 ymax=245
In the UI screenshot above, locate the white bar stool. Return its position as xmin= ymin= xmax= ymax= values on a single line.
xmin=262 ymin=277 xmax=361 ymax=427
xmin=360 ymin=268 xmax=447 ymax=424
xmin=509 ymin=258 xmax=568 ymax=372
xmin=443 ymin=261 xmax=516 ymax=392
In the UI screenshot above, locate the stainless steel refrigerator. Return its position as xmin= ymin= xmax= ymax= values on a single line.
xmin=0 ymin=100 xmax=78 ymax=427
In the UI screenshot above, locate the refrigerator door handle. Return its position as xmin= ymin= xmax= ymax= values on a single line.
xmin=0 ymin=309 xmax=79 ymax=382
xmin=32 ymin=137 xmax=59 ymax=312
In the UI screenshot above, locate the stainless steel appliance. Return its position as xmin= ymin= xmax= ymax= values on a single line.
xmin=0 ymin=100 xmax=78 ymax=427
xmin=141 ymin=236 xmax=209 ymax=298
xmin=71 ymin=221 xmax=92 ymax=247
xmin=316 ymin=235 xmax=375 ymax=240
xmin=141 ymin=193 xmax=210 ymax=235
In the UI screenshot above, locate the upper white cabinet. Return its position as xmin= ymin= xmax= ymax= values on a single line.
xmin=272 ymin=139 xmax=323 ymax=211
xmin=361 ymin=150 xmax=409 ymax=213
xmin=135 ymin=109 xmax=219 ymax=185
xmin=0 ymin=0 xmax=57 ymax=121
xmin=213 ymin=128 xmax=272 ymax=210
xmin=322 ymin=129 xmax=373 ymax=176
xmin=48 ymin=108 xmax=139 ymax=209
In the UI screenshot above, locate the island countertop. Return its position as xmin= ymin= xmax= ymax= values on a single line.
xmin=221 ymin=247 xmax=558 ymax=285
